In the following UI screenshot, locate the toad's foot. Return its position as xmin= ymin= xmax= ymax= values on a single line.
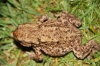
xmin=26 ymin=48 xmax=43 ymax=61
xmin=73 ymin=40 xmax=100 ymax=59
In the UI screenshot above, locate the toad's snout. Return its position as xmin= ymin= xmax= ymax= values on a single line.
xmin=13 ymin=29 xmax=20 ymax=40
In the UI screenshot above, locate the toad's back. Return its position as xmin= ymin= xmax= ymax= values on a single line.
xmin=38 ymin=21 xmax=82 ymax=43
xmin=14 ymin=20 xmax=82 ymax=46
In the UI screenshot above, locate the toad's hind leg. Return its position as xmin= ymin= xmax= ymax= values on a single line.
xmin=73 ymin=40 xmax=100 ymax=59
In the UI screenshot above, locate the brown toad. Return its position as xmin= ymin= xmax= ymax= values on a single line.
xmin=13 ymin=11 xmax=100 ymax=61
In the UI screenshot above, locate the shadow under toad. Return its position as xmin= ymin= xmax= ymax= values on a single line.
xmin=14 ymin=40 xmax=33 ymax=52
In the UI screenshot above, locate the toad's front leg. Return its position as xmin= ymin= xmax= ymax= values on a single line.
xmin=27 ymin=47 xmax=43 ymax=61
xmin=73 ymin=40 xmax=100 ymax=59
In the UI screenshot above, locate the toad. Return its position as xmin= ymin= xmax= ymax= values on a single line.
xmin=13 ymin=11 xmax=100 ymax=61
